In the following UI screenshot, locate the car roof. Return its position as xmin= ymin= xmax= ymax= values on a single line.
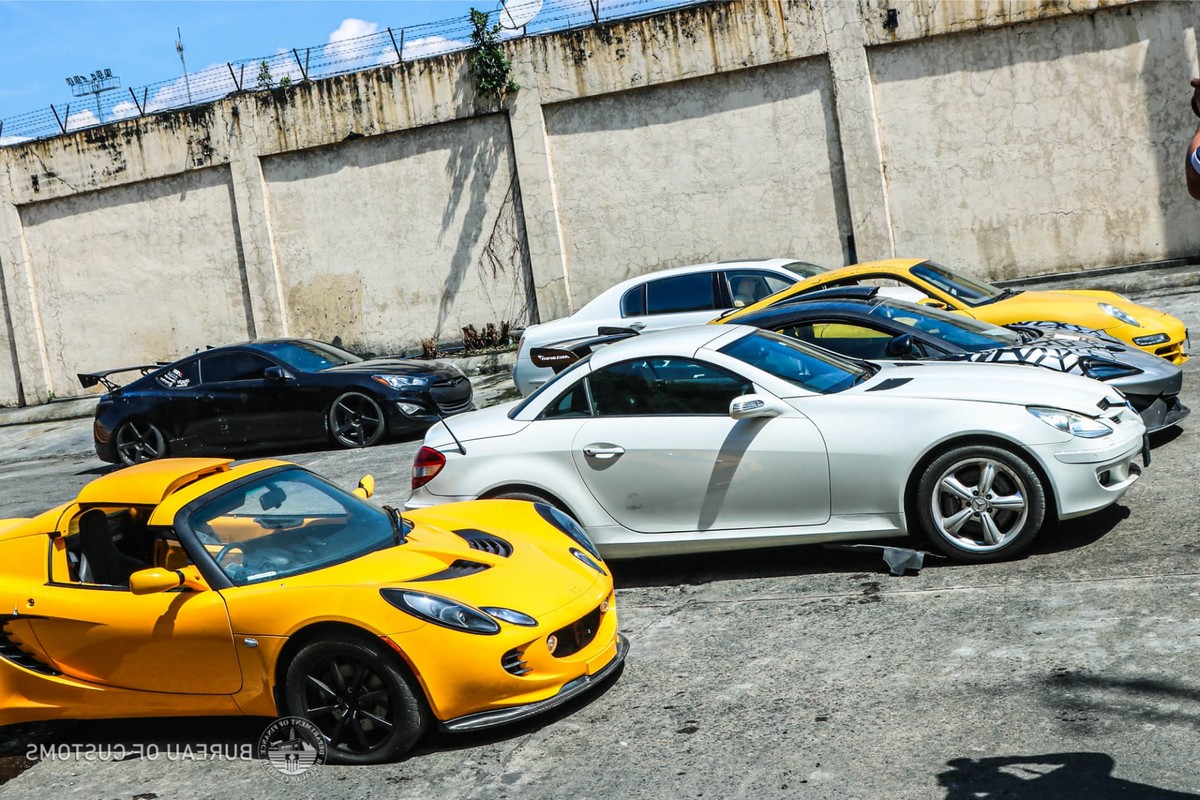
xmin=583 ymin=324 xmax=751 ymax=369
xmin=573 ymin=258 xmax=823 ymax=316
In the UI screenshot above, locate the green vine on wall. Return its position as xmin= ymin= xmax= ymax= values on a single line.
xmin=468 ymin=8 xmax=519 ymax=100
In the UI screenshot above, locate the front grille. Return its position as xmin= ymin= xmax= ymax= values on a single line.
xmin=549 ymin=606 xmax=602 ymax=659
xmin=454 ymin=529 xmax=513 ymax=557
xmin=431 ymin=376 xmax=473 ymax=413
xmin=414 ymin=559 xmax=490 ymax=581
xmin=0 ymin=618 xmax=58 ymax=675
xmin=501 ymin=646 xmax=530 ymax=676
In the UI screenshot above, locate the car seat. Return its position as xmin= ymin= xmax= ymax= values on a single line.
xmin=78 ymin=509 xmax=145 ymax=585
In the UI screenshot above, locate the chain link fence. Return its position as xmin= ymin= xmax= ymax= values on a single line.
xmin=0 ymin=0 xmax=708 ymax=147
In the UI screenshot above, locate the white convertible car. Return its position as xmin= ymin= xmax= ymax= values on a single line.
xmin=407 ymin=325 xmax=1147 ymax=563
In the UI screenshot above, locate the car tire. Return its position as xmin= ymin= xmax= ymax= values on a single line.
xmin=328 ymin=392 xmax=386 ymax=449
xmin=490 ymin=490 xmax=575 ymax=517
xmin=114 ymin=420 xmax=169 ymax=466
xmin=284 ymin=635 xmax=428 ymax=765
xmin=916 ymin=445 xmax=1046 ymax=563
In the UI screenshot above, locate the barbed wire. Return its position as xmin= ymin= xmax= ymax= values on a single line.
xmin=0 ymin=0 xmax=709 ymax=146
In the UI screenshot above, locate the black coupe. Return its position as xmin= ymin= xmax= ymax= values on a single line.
xmin=80 ymin=339 xmax=474 ymax=465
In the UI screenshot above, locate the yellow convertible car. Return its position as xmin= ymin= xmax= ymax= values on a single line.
xmin=722 ymin=259 xmax=1188 ymax=364
xmin=0 ymin=458 xmax=625 ymax=764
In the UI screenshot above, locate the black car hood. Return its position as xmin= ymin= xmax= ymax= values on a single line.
xmin=320 ymin=358 xmax=463 ymax=380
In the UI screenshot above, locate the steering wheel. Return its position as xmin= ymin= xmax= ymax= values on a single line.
xmin=214 ymin=542 xmax=246 ymax=569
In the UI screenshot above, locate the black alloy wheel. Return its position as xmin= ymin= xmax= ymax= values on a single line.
xmin=329 ymin=392 xmax=386 ymax=449
xmin=284 ymin=636 xmax=427 ymax=765
xmin=114 ymin=420 xmax=168 ymax=466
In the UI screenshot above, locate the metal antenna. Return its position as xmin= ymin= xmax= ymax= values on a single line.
xmin=176 ymin=27 xmax=193 ymax=104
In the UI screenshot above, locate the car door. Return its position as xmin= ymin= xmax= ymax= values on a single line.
xmin=143 ymin=357 xmax=220 ymax=453
xmin=25 ymin=510 xmax=242 ymax=695
xmin=198 ymin=352 xmax=296 ymax=447
xmin=568 ymin=357 xmax=830 ymax=533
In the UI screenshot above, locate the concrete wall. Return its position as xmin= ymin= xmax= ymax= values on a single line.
xmin=0 ymin=0 xmax=1196 ymax=406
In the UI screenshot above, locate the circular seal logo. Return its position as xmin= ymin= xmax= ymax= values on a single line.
xmin=258 ymin=716 xmax=327 ymax=782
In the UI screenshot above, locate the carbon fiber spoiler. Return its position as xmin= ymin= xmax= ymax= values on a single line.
xmin=77 ymin=364 xmax=159 ymax=392
xmin=530 ymin=327 xmax=639 ymax=374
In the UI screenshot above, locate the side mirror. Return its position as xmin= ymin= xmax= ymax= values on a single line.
xmin=353 ymin=474 xmax=375 ymax=499
xmin=917 ymin=297 xmax=950 ymax=310
xmin=729 ymin=394 xmax=786 ymax=420
xmin=264 ymin=366 xmax=294 ymax=383
xmin=885 ymin=334 xmax=916 ymax=358
xmin=130 ymin=566 xmax=207 ymax=595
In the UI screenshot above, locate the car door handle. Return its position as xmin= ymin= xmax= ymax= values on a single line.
xmin=199 ymin=394 xmax=216 ymax=403
xmin=583 ymin=444 xmax=625 ymax=459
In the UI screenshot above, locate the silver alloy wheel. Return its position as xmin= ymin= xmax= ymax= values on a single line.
xmin=929 ymin=456 xmax=1029 ymax=553
xmin=115 ymin=421 xmax=167 ymax=466
xmin=329 ymin=392 xmax=385 ymax=448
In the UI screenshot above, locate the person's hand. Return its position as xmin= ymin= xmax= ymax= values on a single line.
xmin=1192 ymin=77 xmax=1200 ymax=119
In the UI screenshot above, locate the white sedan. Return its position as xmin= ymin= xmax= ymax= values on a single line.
xmin=408 ymin=325 xmax=1147 ymax=563
xmin=511 ymin=258 xmax=825 ymax=396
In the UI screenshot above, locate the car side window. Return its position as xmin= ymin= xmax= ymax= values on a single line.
xmin=155 ymin=360 xmax=199 ymax=389
xmin=777 ymin=322 xmax=895 ymax=360
xmin=540 ymin=381 xmax=593 ymax=419
xmin=725 ymin=270 xmax=795 ymax=308
xmin=644 ymin=273 xmax=718 ymax=315
xmin=199 ymin=353 xmax=274 ymax=384
xmin=588 ymin=358 xmax=749 ymax=416
xmin=620 ymin=285 xmax=646 ymax=317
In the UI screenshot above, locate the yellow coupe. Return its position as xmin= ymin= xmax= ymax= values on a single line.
xmin=722 ymin=259 xmax=1187 ymax=364
xmin=0 ymin=458 xmax=625 ymax=764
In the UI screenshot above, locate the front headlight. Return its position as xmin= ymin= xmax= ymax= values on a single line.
xmin=1027 ymin=406 xmax=1113 ymax=438
xmin=1098 ymin=303 xmax=1141 ymax=328
xmin=535 ymin=503 xmax=603 ymax=561
xmin=381 ymin=589 xmax=500 ymax=634
xmin=373 ymin=374 xmax=424 ymax=389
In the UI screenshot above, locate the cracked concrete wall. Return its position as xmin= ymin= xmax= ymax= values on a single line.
xmin=544 ymin=59 xmax=849 ymax=307
xmin=17 ymin=166 xmax=252 ymax=398
xmin=869 ymin=1 xmax=1199 ymax=278
xmin=261 ymin=113 xmax=533 ymax=354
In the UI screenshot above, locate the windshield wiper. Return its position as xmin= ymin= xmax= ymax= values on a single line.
xmin=383 ymin=505 xmax=408 ymax=546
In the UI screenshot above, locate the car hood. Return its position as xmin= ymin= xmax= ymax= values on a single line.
xmin=990 ymin=289 xmax=1170 ymax=329
xmin=856 ymin=361 xmax=1125 ymax=416
xmin=272 ymin=504 xmax=604 ymax=618
xmin=321 ymin=357 xmax=463 ymax=380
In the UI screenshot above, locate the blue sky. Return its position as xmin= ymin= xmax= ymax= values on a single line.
xmin=0 ymin=1 xmax=503 ymax=122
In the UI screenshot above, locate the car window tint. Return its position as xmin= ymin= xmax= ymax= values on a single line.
xmin=155 ymin=360 xmax=199 ymax=389
xmin=777 ymin=322 xmax=893 ymax=360
xmin=909 ymin=261 xmax=1003 ymax=306
xmin=540 ymin=382 xmax=593 ymax=419
xmin=589 ymin=358 xmax=749 ymax=416
xmin=725 ymin=270 xmax=795 ymax=308
xmin=200 ymin=353 xmax=274 ymax=383
xmin=620 ymin=285 xmax=646 ymax=317
xmin=644 ymin=273 xmax=717 ymax=315
xmin=720 ymin=329 xmax=868 ymax=394
xmin=254 ymin=340 xmax=361 ymax=370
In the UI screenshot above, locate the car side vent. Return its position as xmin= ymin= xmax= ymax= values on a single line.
xmin=865 ymin=378 xmax=913 ymax=392
xmin=453 ymin=529 xmax=514 ymax=557
xmin=414 ymin=559 xmax=491 ymax=581
xmin=0 ymin=617 xmax=59 ymax=676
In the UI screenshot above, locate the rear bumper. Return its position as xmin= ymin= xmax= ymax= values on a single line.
xmin=439 ymin=634 xmax=628 ymax=733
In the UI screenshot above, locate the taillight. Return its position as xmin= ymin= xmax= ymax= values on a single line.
xmin=412 ymin=446 xmax=447 ymax=489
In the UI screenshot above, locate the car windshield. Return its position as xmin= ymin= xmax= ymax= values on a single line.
xmin=909 ymin=261 xmax=1015 ymax=307
xmin=719 ymin=329 xmax=871 ymax=394
xmin=510 ymin=355 xmax=593 ymax=418
xmin=865 ymin=298 xmax=1021 ymax=351
xmin=253 ymin=340 xmax=362 ymax=371
xmin=183 ymin=468 xmax=407 ymax=586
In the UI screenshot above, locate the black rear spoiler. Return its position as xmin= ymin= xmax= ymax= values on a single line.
xmin=530 ymin=327 xmax=639 ymax=374
xmin=78 ymin=364 xmax=159 ymax=392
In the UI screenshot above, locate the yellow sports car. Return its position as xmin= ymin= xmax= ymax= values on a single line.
xmin=0 ymin=458 xmax=625 ymax=764
xmin=722 ymin=259 xmax=1188 ymax=364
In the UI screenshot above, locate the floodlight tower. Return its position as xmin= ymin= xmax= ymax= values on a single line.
xmin=66 ymin=68 xmax=120 ymax=121
xmin=176 ymin=28 xmax=193 ymax=105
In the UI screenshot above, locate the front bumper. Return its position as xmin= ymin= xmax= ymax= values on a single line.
xmin=440 ymin=634 xmax=628 ymax=733
xmin=1039 ymin=425 xmax=1145 ymax=520
xmin=1129 ymin=395 xmax=1190 ymax=434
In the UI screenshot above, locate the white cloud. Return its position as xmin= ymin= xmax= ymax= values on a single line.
xmin=65 ymin=108 xmax=100 ymax=131
xmin=399 ymin=35 xmax=471 ymax=61
xmin=0 ymin=135 xmax=31 ymax=147
xmin=110 ymin=101 xmax=139 ymax=121
xmin=328 ymin=18 xmax=380 ymax=67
